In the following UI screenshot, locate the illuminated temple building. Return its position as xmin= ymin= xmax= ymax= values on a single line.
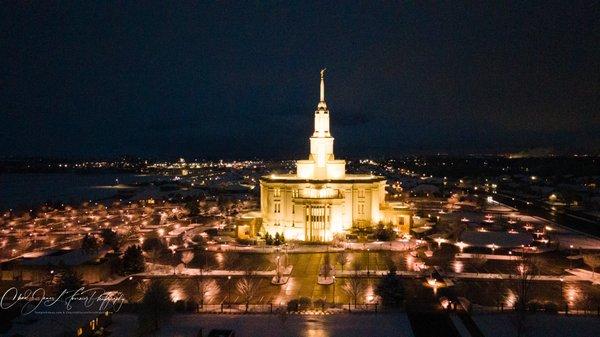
xmin=241 ymin=70 xmax=411 ymax=242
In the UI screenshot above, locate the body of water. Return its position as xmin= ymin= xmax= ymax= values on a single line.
xmin=0 ymin=172 xmax=160 ymax=210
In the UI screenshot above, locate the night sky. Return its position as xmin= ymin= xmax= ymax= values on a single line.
xmin=1 ymin=2 xmax=598 ymax=159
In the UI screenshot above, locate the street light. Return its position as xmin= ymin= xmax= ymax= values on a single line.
xmin=520 ymin=244 xmax=525 ymax=258
xmin=569 ymin=244 xmax=574 ymax=269
xmin=204 ymin=247 xmax=209 ymax=270
xmin=332 ymin=275 xmax=336 ymax=306
xmin=455 ymin=241 xmax=468 ymax=253
xmin=227 ymin=275 xmax=232 ymax=308
xmin=367 ymin=248 xmax=370 ymax=275
xmin=560 ymin=276 xmax=564 ymax=300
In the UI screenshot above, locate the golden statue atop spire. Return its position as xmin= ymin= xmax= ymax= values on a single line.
xmin=320 ymin=68 xmax=326 ymax=102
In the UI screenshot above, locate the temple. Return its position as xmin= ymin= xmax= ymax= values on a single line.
xmin=242 ymin=70 xmax=412 ymax=242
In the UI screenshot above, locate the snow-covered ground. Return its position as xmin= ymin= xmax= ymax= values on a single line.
xmin=553 ymin=233 xmax=600 ymax=250
xmin=110 ymin=313 xmax=416 ymax=337
xmin=455 ymin=253 xmax=522 ymax=261
xmin=209 ymin=239 xmax=421 ymax=254
xmin=473 ymin=313 xmax=600 ymax=337
xmin=140 ymin=263 xmax=293 ymax=277
xmin=460 ymin=231 xmax=533 ymax=248
xmin=565 ymin=268 xmax=600 ymax=285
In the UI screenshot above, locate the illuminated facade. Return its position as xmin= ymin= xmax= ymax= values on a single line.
xmin=258 ymin=70 xmax=411 ymax=242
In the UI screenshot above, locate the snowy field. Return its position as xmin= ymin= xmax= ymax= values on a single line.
xmin=111 ymin=313 xmax=416 ymax=337
xmin=553 ymin=233 xmax=600 ymax=250
xmin=460 ymin=231 xmax=533 ymax=248
xmin=473 ymin=313 xmax=600 ymax=337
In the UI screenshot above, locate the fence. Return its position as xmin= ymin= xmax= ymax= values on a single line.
xmin=471 ymin=303 xmax=600 ymax=316
xmin=194 ymin=302 xmax=381 ymax=314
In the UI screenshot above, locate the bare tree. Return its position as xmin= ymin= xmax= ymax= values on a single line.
xmin=471 ymin=253 xmax=488 ymax=275
xmin=320 ymin=253 xmax=333 ymax=277
xmin=343 ymin=277 xmax=365 ymax=307
xmin=352 ymin=261 xmax=363 ymax=276
xmin=388 ymin=252 xmax=404 ymax=271
xmin=196 ymin=270 xmax=219 ymax=308
xmin=145 ymin=249 xmax=162 ymax=271
xmin=512 ymin=258 xmax=536 ymax=337
xmin=180 ymin=251 xmax=194 ymax=268
xmin=336 ymin=251 xmax=350 ymax=273
xmin=236 ymin=270 xmax=261 ymax=312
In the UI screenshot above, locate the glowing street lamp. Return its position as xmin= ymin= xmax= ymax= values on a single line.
xmin=366 ymin=248 xmax=370 ymax=275
xmin=434 ymin=237 xmax=446 ymax=248
xmin=455 ymin=241 xmax=468 ymax=253
xmin=227 ymin=275 xmax=232 ymax=308
xmin=426 ymin=276 xmax=438 ymax=295
xmin=332 ymin=275 xmax=336 ymax=306
xmin=276 ymin=255 xmax=281 ymax=275
xmin=569 ymin=244 xmax=574 ymax=269
xmin=204 ymin=247 xmax=209 ymax=269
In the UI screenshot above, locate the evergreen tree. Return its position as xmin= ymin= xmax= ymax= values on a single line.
xmin=57 ymin=267 xmax=83 ymax=294
xmin=375 ymin=267 xmax=405 ymax=307
xmin=81 ymin=234 xmax=99 ymax=255
xmin=122 ymin=245 xmax=146 ymax=275
xmin=265 ymin=233 xmax=273 ymax=245
xmin=137 ymin=280 xmax=174 ymax=334
xmin=142 ymin=237 xmax=166 ymax=254
xmin=185 ymin=200 xmax=200 ymax=216
xmin=100 ymin=228 xmax=124 ymax=252
xmin=274 ymin=232 xmax=281 ymax=246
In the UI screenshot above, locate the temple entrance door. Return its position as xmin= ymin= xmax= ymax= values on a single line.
xmin=306 ymin=204 xmax=329 ymax=242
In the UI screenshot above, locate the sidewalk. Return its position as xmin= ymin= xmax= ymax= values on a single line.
xmin=206 ymin=239 xmax=422 ymax=254
xmin=565 ymin=268 xmax=600 ymax=285
xmin=93 ymin=264 xmax=294 ymax=285
xmin=455 ymin=253 xmax=521 ymax=261
xmin=334 ymin=270 xmax=422 ymax=278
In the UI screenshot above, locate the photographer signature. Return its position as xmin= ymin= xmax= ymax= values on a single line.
xmin=0 ymin=287 xmax=125 ymax=315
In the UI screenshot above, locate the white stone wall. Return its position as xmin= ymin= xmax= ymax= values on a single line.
xmin=260 ymin=180 xmax=386 ymax=241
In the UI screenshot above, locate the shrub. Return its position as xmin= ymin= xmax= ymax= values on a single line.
xmin=527 ymin=300 xmax=541 ymax=312
xmin=298 ymin=297 xmax=312 ymax=310
xmin=192 ymin=235 xmax=205 ymax=245
xmin=287 ymin=299 xmax=299 ymax=312
xmin=236 ymin=238 xmax=254 ymax=245
xmin=174 ymin=300 xmax=198 ymax=312
xmin=543 ymin=301 xmax=559 ymax=314
xmin=314 ymin=298 xmax=328 ymax=310
xmin=375 ymin=267 xmax=405 ymax=307
xmin=374 ymin=222 xmax=397 ymax=241
xmin=122 ymin=245 xmax=145 ymax=275
xmin=264 ymin=233 xmax=274 ymax=245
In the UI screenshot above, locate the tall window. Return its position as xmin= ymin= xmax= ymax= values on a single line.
xmin=358 ymin=189 xmax=365 ymax=198
xmin=274 ymin=188 xmax=281 ymax=197
xmin=274 ymin=202 xmax=281 ymax=213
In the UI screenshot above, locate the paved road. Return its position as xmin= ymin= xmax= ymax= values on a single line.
xmin=493 ymin=193 xmax=600 ymax=237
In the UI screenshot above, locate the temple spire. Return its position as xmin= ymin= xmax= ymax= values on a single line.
xmin=320 ymin=68 xmax=326 ymax=102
